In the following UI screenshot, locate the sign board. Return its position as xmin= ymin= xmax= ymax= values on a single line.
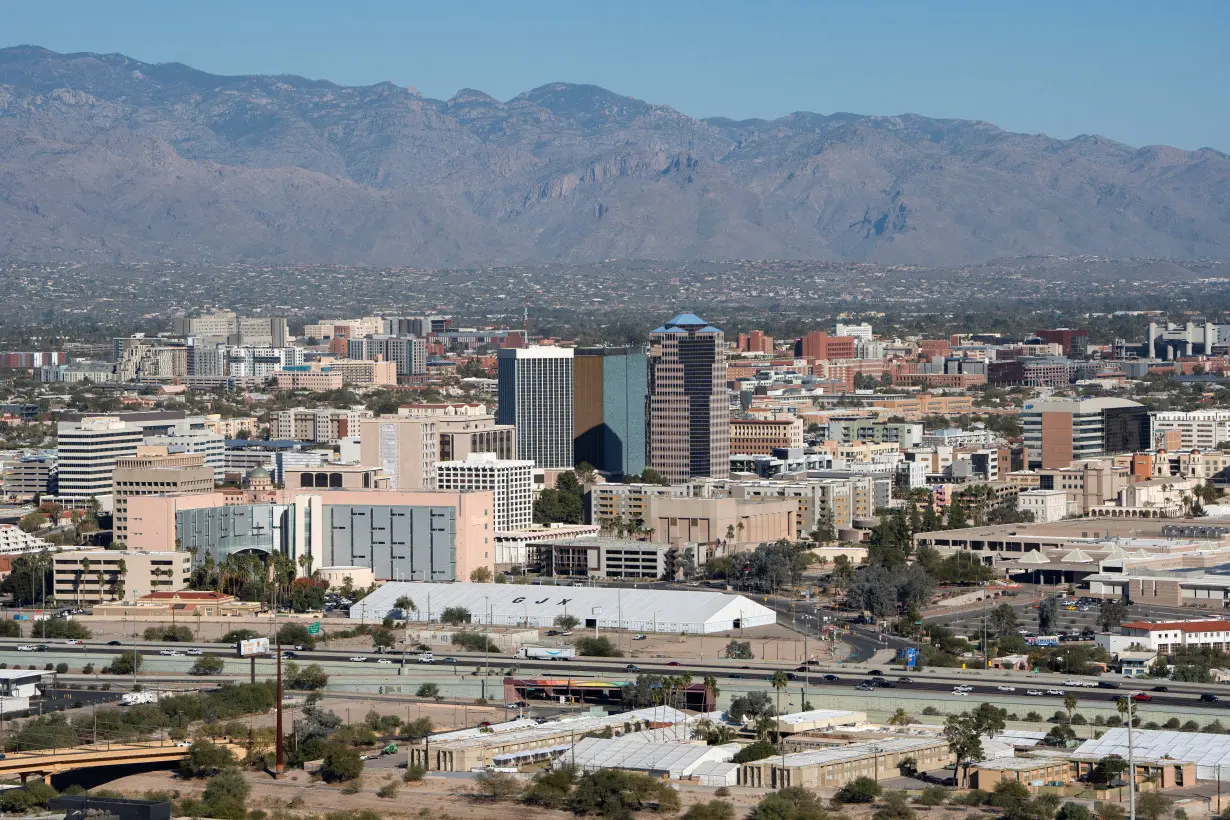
xmin=904 ymin=647 xmax=918 ymax=669
xmin=307 ymin=622 xmax=321 ymax=635
xmin=237 ymin=637 xmax=270 ymax=657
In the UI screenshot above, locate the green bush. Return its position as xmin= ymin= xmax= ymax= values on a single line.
xmin=220 ymin=629 xmax=261 ymax=644
xmin=950 ymin=789 xmax=988 ymax=807
xmin=1056 ymin=803 xmax=1096 ymax=820
xmin=198 ymin=767 xmax=250 ymax=820
xmin=834 ymin=776 xmax=882 ymax=804
xmin=190 ymin=655 xmax=226 ymax=676
xmin=55 ymin=662 xmax=68 ymax=674
xmin=416 ymin=683 xmax=440 ymax=699
xmin=376 ymin=782 xmax=399 ymax=799
xmin=277 ymin=623 xmax=316 ymax=650
xmin=451 ymin=631 xmax=500 ymax=652
xmin=573 ymin=636 xmax=622 ymax=657
xmin=684 ymin=800 xmax=735 ymax=820
xmin=181 ymin=739 xmax=237 ymax=777
xmin=749 ymin=787 xmax=828 ymax=820
xmin=0 ymin=781 xmax=57 ymax=812
xmin=731 ymin=739 xmax=777 ymax=764
xmin=915 ymin=786 xmax=949 ymax=806
xmin=144 ymin=624 xmax=194 ymax=642
xmin=41 ymin=619 xmax=91 ymax=640
xmin=321 ymin=744 xmax=363 ymax=782
xmin=107 ymin=650 xmax=143 ymax=675
xmin=403 ymin=763 xmax=427 ymax=783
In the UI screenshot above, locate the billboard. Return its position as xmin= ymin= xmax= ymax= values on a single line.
xmin=237 ymin=637 xmax=270 ymax=657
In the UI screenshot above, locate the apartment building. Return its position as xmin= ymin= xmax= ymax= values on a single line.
xmin=497 ymin=346 xmax=574 ymax=470
xmin=648 ymin=314 xmax=729 ymax=482
xmin=729 ymin=418 xmax=805 ymax=455
xmin=56 ymin=417 xmax=143 ymax=503
xmin=53 ymin=549 xmax=192 ymax=604
xmin=203 ymin=415 xmax=260 ymax=439
xmin=173 ymin=311 xmax=288 ymax=348
xmin=272 ymin=407 xmax=371 ymax=445
xmin=347 ymin=335 xmax=427 ymax=377
xmin=272 ymin=363 xmax=344 ymax=391
xmin=112 ymin=447 xmax=214 ymax=542
xmin=143 ymin=428 xmax=226 ymax=481
xmin=436 ymin=452 xmax=534 ymax=532
xmin=797 ymin=332 xmax=857 ymax=360
xmin=826 ymin=420 xmax=923 ymax=447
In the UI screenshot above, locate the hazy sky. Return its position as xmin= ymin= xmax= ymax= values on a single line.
xmin=5 ymin=0 xmax=1227 ymax=150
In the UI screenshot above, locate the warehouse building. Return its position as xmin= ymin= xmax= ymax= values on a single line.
xmin=349 ymin=582 xmax=776 ymax=634
xmin=557 ymin=734 xmax=740 ymax=781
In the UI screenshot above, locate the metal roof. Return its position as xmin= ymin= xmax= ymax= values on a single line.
xmin=558 ymin=736 xmax=739 ymax=777
xmin=769 ymin=736 xmax=946 ymax=770
xmin=349 ymin=582 xmax=776 ymax=634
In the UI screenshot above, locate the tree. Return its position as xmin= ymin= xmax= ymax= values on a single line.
xmin=286 ymin=662 xmax=329 ymax=690
xmin=989 ymin=780 xmax=1032 ymax=812
xmin=946 ymin=498 xmax=969 ymax=530
xmin=726 ymin=691 xmax=775 ymax=722
xmin=731 ymin=739 xmax=777 ymax=764
xmin=944 ymin=709 xmax=994 ymax=788
xmin=277 ymin=622 xmax=316 ymax=649
xmin=873 ymin=791 xmax=915 ymax=820
xmin=440 ymin=606 xmax=472 ymax=625
xmin=321 ymin=744 xmax=364 ymax=782
xmin=1063 ymin=692 xmax=1078 ymax=723
xmin=469 ymin=566 xmax=493 ymax=583
xmin=554 ymin=614 xmax=580 ymax=629
xmin=144 ymin=624 xmax=192 ymax=642
xmin=472 ymin=770 xmax=523 ymax=801
xmin=989 ymin=604 xmax=1020 ymax=638
xmin=1091 ymin=755 xmax=1129 ymax=785
xmin=703 ymin=675 xmax=720 ymax=707
xmin=1098 ymin=600 xmax=1129 ymax=632
xmin=770 ymin=672 xmax=788 ymax=742
xmin=181 ymin=739 xmax=237 ymax=776
xmin=1056 ymin=804 xmax=1096 ymax=820
xmin=17 ymin=511 xmax=48 ymax=533
xmin=417 ymin=683 xmax=440 ymax=699
xmin=108 ymin=650 xmax=142 ymax=675
xmin=394 ymin=595 xmax=416 ymax=615
xmin=42 ymin=619 xmax=91 ymax=640
xmin=889 ymin=708 xmax=915 ymax=726
xmin=190 ymin=655 xmax=226 ymax=676
xmin=750 ymin=787 xmax=830 ymax=820
xmin=1038 ymin=597 xmax=1059 ymax=635
xmin=811 ymin=511 xmax=837 ymax=545
xmin=725 ymin=640 xmax=753 ymax=660
xmin=569 ymin=769 xmax=678 ymax=816
xmin=1135 ymin=792 xmax=1173 ymax=820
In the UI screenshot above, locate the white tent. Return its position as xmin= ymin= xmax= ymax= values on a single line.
xmin=1061 ymin=549 xmax=1095 ymax=563
xmin=1016 ymin=551 xmax=1051 ymax=564
xmin=349 ymin=582 xmax=777 ymax=634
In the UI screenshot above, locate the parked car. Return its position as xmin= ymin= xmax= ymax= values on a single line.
xmin=633 ymin=634 xmax=647 ymax=641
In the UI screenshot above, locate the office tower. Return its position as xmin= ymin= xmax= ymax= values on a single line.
xmin=436 ymin=452 xmax=534 ymax=532
xmin=359 ymin=416 xmax=439 ymax=490
xmin=272 ymin=407 xmax=371 ymax=444
xmin=647 ymin=313 xmax=730 ymax=483
xmin=573 ymin=347 xmax=647 ymax=479
xmin=112 ymin=447 xmax=214 ymax=542
xmin=496 ymin=347 xmax=574 ymax=469
xmin=1021 ymin=397 xmax=1150 ymax=470
xmin=56 ymin=417 xmax=143 ymax=501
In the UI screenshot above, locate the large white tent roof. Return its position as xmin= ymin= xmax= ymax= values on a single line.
xmin=557 ymin=736 xmax=739 ymax=778
xmin=348 ymin=582 xmax=776 ymax=634
xmin=1074 ymin=728 xmax=1230 ymax=780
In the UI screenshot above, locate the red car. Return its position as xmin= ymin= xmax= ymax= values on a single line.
xmin=1131 ymin=692 xmax=1153 ymax=702
xmin=666 ymin=661 xmax=681 ymax=666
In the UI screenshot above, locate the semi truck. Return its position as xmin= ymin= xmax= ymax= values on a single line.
xmin=515 ymin=646 xmax=575 ymax=661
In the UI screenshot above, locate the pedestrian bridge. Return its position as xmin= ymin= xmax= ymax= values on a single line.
xmin=0 ymin=739 xmax=248 ymax=780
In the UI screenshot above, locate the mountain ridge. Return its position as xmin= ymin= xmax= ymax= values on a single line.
xmin=0 ymin=45 xmax=1227 ymax=267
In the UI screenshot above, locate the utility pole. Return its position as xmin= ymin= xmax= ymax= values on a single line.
xmin=274 ymin=637 xmax=284 ymax=778
xmin=1127 ymin=700 xmax=1136 ymax=820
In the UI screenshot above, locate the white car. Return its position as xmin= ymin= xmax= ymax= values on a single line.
xmin=1027 ymin=690 xmax=1045 ymax=696
xmin=954 ymin=685 xmax=973 ymax=692
xmin=997 ymin=685 xmax=1016 ymax=692
xmin=1046 ymin=689 xmax=1065 ymax=696
xmin=376 ymin=658 xmax=392 ymax=664
xmin=186 ymin=649 xmax=203 ymax=656
xmin=1063 ymin=679 xmax=1082 ymax=687
xmin=952 ymin=690 xmax=969 ymax=696
xmin=16 ymin=645 xmax=35 ymax=652
xmin=159 ymin=649 xmax=177 ymax=656
xmin=349 ymin=656 xmax=367 ymax=662
xmin=64 ymin=639 xmax=83 ymax=646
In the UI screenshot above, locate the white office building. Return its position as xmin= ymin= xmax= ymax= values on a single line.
xmin=55 ymin=417 xmax=143 ymax=502
xmin=496 ymin=346 xmax=574 ymax=469
xmin=834 ymin=323 xmax=874 ymax=341
xmin=145 ymin=428 xmax=226 ymax=480
xmin=435 ymin=452 xmax=535 ymax=532
xmin=1151 ymin=411 xmax=1230 ymax=451
xmin=1018 ymin=489 xmax=1070 ymax=523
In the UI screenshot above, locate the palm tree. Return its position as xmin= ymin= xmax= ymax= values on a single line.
xmin=298 ymin=553 xmax=314 ymax=578
xmin=889 ymin=707 xmax=914 ymax=726
xmin=78 ymin=557 xmax=92 ymax=605
xmin=770 ymin=671 xmax=788 ymax=743
xmin=703 ymin=675 xmax=720 ymax=710
xmin=1063 ymin=692 xmax=1078 ymax=724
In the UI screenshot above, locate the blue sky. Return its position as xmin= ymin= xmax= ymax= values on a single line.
xmin=5 ymin=0 xmax=1227 ymax=150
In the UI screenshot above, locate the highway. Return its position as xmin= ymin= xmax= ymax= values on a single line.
xmin=3 ymin=636 xmax=1229 ymax=714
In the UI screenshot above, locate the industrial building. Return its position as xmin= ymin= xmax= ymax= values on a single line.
xmin=736 ymin=736 xmax=952 ymax=790
xmin=348 ymin=582 xmax=776 ymax=633
xmin=557 ymin=734 xmax=740 ymax=783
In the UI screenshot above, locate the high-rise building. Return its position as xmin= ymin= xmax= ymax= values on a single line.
xmin=436 ymin=452 xmax=534 ymax=532
xmin=1150 ymin=410 xmax=1230 ymax=451
xmin=1021 ymin=397 xmax=1150 ymax=470
xmin=172 ymin=311 xmax=288 ymax=348
xmin=496 ymin=347 xmax=574 ymax=469
xmin=647 ymin=313 xmax=730 ymax=483
xmin=347 ymin=335 xmax=427 ymax=377
xmin=56 ymin=417 xmax=143 ymax=502
xmin=359 ymin=416 xmax=439 ymax=490
xmin=112 ymin=447 xmax=214 ymax=542
xmin=273 ymin=407 xmax=372 ymax=444
xmin=574 ymin=347 xmax=647 ymax=479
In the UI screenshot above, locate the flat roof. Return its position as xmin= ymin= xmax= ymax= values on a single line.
xmin=770 ymin=736 xmax=946 ymax=770
xmin=1122 ymin=620 xmax=1230 ymax=632
xmin=1075 ymin=729 xmax=1228 ymax=779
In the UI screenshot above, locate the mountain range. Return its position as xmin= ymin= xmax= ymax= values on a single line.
xmin=1 ymin=45 xmax=1228 ymax=267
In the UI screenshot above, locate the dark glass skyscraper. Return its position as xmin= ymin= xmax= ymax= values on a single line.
xmin=573 ymin=347 xmax=647 ymax=479
xmin=647 ymin=313 xmax=729 ymax=483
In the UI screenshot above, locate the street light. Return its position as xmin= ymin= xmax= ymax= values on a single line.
xmin=482 ymin=594 xmax=490 ymax=700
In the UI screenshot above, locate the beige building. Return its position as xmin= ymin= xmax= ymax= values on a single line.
xmin=285 ymin=464 xmax=389 ymax=490
xmin=202 ymin=415 xmax=260 ymax=439
xmin=272 ymin=407 xmax=372 ymax=444
xmin=317 ymin=357 xmax=398 ymax=387
xmin=53 ymin=549 xmax=191 ymax=604
xmin=730 ymin=418 xmax=805 ymax=455
xmin=271 ymin=363 xmax=344 ymax=391
xmin=646 ymin=494 xmax=796 ymax=545
xmin=1036 ymin=459 xmax=1134 ymax=514
xmin=737 ymin=736 xmax=951 ymax=790
xmin=359 ymin=415 xmax=439 ymax=490
xmin=112 ymin=447 xmax=215 ymax=543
